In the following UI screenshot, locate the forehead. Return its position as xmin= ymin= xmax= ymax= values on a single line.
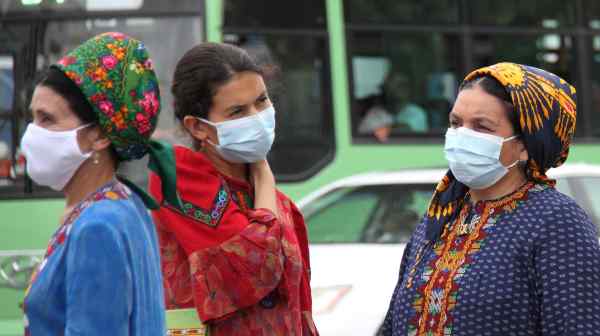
xmin=212 ymin=71 xmax=266 ymax=107
xmin=451 ymin=85 xmax=511 ymax=123
xmin=30 ymin=85 xmax=75 ymax=119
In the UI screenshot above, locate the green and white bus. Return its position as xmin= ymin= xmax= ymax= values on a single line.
xmin=2 ymin=0 xmax=600 ymax=334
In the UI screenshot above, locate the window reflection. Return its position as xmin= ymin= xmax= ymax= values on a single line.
xmin=224 ymin=0 xmax=326 ymax=29
xmin=589 ymin=36 xmax=600 ymax=137
xmin=350 ymin=33 xmax=460 ymax=141
xmin=223 ymin=0 xmax=333 ymax=182
xmin=468 ymin=0 xmax=576 ymax=27
xmin=1 ymin=0 xmax=202 ymax=16
xmin=344 ymin=0 xmax=459 ymax=25
xmin=0 ymin=56 xmax=16 ymax=186
xmin=305 ymin=184 xmax=434 ymax=244
xmin=578 ymin=177 xmax=600 ymax=225
xmin=472 ymin=34 xmax=581 ymax=135
xmin=227 ymin=33 xmax=334 ymax=180
xmin=584 ymin=0 xmax=600 ymax=29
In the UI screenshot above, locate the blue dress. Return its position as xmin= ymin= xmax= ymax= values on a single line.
xmin=381 ymin=182 xmax=600 ymax=336
xmin=23 ymin=180 xmax=166 ymax=335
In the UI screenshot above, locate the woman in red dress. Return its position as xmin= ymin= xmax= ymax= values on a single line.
xmin=148 ymin=43 xmax=318 ymax=336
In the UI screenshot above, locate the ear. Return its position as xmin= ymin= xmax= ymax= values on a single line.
xmin=183 ymin=116 xmax=211 ymax=143
xmin=516 ymin=138 xmax=529 ymax=162
xmin=87 ymin=126 xmax=111 ymax=152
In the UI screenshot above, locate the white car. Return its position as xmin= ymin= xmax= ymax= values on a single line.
xmin=301 ymin=164 xmax=600 ymax=336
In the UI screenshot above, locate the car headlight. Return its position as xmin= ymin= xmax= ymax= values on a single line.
xmin=311 ymin=284 xmax=352 ymax=315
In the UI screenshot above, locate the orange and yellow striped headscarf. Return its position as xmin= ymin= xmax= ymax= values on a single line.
xmin=425 ymin=62 xmax=577 ymax=241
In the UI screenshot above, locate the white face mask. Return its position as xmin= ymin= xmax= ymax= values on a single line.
xmin=20 ymin=123 xmax=92 ymax=191
xmin=444 ymin=127 xmax=520 ymax=190
xmin=199 ymin=106 xmax=276 ymax=163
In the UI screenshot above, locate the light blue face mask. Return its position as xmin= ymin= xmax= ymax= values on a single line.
xmin=199 ymin=106 xmax=276 ymax=163
xmin=444 ymin=127 xmax=520 ymax=190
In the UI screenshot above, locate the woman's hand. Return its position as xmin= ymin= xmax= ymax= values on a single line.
xmin=250 ymin=160 xmax=279 ymax=217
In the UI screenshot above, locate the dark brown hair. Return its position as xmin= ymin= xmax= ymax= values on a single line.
xmin=459 ymin=75 xmax=521 ymax=134
xmin=37 ymin=67 xmax=118 ymax=166
xmin=171 ymin=42 xmax=264 ymax=121
xmin=38 ymin=67 xmax=97 ymax=124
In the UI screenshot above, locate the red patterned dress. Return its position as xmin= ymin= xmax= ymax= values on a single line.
xmin=149 ymin=146 xmax=318 ymax=336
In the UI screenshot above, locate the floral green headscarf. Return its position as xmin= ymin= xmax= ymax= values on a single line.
xmin=53 ymin=32 xmax=181 ymax=210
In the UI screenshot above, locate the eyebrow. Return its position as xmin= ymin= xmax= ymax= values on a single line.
xmin=472 ymin=113 xmax=499 ymax=127
xmin=30 ymin=107 xmax=53 ymax=120
xmin=449 ymin=111 xmax=499 ymax=127
xmin=449 ymin=111 xmax=461 ymax=121
xmin=224 ymin=91 xmax=268 ymax=113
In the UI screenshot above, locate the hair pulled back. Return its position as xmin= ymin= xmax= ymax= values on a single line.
xmin=171 ymin=42 xmax=263 ymax=121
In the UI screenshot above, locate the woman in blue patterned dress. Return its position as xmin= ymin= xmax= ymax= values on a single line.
xmin=381 ymin=63 xmax=600 ymax=336
xmin=20 ymin=32 xmax=175 ymax=335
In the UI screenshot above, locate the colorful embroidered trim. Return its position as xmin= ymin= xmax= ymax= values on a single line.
xmin=231 ymin=189 xmax=253 ymax=213
xmin=165 ymin=178 xmax=230 ymax=228
xmin=27 ymin=180 xmax=130 ymax=288
xmin=408 ymin=182 xmax=540 ymax=336
xmin=166 ymin=328 xmax=208 ymax=336
xmin=24 ymin=181 xmax=130 ymax=335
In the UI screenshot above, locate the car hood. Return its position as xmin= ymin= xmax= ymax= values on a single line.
xmin=309 ymin=243 xmax=407 ymax=287
xmin=308 ymin=243 xmax=407 ymax=335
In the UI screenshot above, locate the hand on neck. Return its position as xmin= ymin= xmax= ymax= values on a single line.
xmin=63 ymin=152 xmax=117 ymax=208
xmin=469 ymin=167 xmax=528 ymax=203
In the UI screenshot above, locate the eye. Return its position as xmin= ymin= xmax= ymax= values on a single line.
xmin=229 ymin=107 xmax=244 ymax=117
xmin=256 ymin=95 xmax=269 ymax=106
xmin=449 ymin=120 xmax=459 ymax=128
xmin=36 ymin=111 xmax=54 ymax=125
xmin=477 ymin=124 xmax=493 ymax=133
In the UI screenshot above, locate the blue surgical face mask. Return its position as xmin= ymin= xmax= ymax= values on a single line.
xmin=444 ymin=127 xmax=520 ymax=190
xmin=199 ymin=106 xmax=276 ymax=163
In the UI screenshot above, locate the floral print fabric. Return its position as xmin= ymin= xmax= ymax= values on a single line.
xmin=54 ymin=32 xmax=160 ymax=161
xmin=149 ymin=145 xmax=318 ymax=336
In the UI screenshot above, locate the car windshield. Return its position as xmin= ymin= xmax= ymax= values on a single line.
xmin=577 ymin=177 xmax=600 ymax=224
xmin=304 ymin=184 xmax=435 ymax=244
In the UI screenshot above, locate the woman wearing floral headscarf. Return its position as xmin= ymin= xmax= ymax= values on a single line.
xmin=381 ymin=63 xmax=600 ymax=336
xmin=21 ymin=32 xmax=174 ymax=335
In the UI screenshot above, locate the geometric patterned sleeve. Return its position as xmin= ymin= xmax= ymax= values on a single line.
xmin=535 ymin=199 xmax=600 ymax=335
xmin=379 ymin=237 xmax=414 ymax=336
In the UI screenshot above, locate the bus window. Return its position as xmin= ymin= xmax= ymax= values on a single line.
xmin=0 ymin=56 xmax=16 ymax=187
xmin=469 ymin=0 xmax=576 ymax=27
xmin=224 ymin=0 xmax=326 ymax=29
xmin=348 ymin=32 xmax=461 ymax=142
xmin=471 ymin=33 xmax=580 ymax=135
xmin=1 ymin=0 xmax=202 ymax=17
xmin=344 ymin=0 xmax=459 ymax=25
xmin=223 ymin=0 xmax=334 ymax=182
xmin=590 ymin=34 xmax=600 ymax=137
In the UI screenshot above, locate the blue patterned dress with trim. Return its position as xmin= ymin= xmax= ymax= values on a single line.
xmin=23 ymin=180 xmax=165 ymax=335
xmin=381 ymin=183 xmax=600 ymax=336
